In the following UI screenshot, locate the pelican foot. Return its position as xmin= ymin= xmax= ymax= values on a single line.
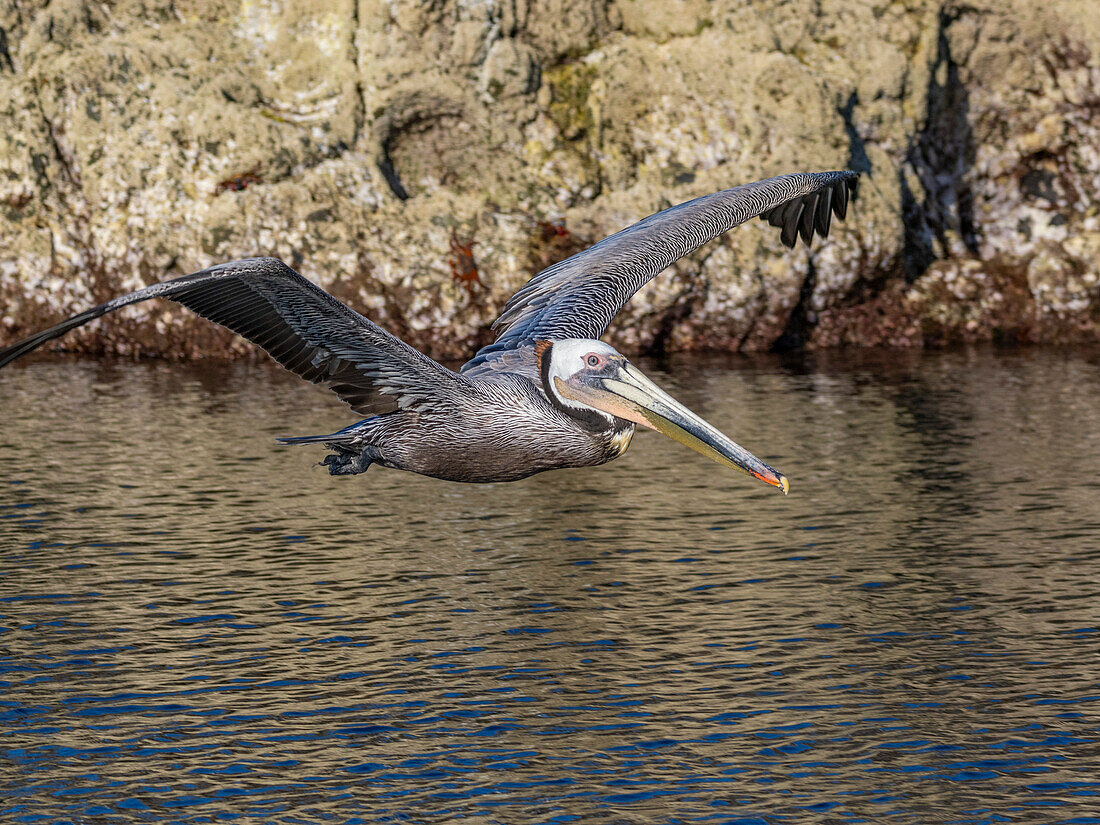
xmin=321 ymin=450 xmax=374 ymax=476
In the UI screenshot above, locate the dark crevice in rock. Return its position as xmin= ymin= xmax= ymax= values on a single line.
xmin=772 ymin=257 xmax=817 ymax=352
xmin=374 ymin=95 xmax=467 ymax=201
xmin=349 ymin=0 xmax=366 ymax=149
xmin=82 ymin=0 xmax=103 ymax=35
xmin=899 ymin=169 xmax=936 ymax=283
xmin=838 ymin=91 xmax=872 ymax=175
xmin=378 ymin=151 xmax=410 ymax=200
xmin=903 ymin=3 xmax=980 ymax=281
xmin=35 ymin=101 xmax=81 ymax=195
xmin=735 ymin=276 xmax=767 ymax=351
xmin=30 ymin=152 xmax=50 ymax=193
xmin=0 ymin=27 xmax=14 ymax=72
xmin=1019 ymin=167 xmax=1058 ymax=204
xmin=525 ymin=61 xmax=542 ymax=95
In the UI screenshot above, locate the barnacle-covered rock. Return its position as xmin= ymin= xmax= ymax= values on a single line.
xmin=1 ymin=0 xmax=1099 ymax=358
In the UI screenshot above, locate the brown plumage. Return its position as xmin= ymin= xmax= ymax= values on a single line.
xmin=0 ymin=171 xmax=858 ymax=485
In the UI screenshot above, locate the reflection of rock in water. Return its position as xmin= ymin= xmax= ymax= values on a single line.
xmin=2 ymin=0 xmax=1100 ymax=358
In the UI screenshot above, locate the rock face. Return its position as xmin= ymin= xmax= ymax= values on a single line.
xmin=1 ymin=0 xmax=1099 ymax=360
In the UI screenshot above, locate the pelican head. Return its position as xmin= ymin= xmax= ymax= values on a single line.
xmin=542 ymin=339 xmax=789 ymax=493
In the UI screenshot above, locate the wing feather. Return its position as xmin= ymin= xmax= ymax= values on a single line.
xmin=462 ymin=171 xmax=858 ymax=376
xmin=0 ymin=257 xmax=462 ymax=416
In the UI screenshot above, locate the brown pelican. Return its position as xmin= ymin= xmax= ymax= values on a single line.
xmin=0 ymin=171 xmax=858 ymax=488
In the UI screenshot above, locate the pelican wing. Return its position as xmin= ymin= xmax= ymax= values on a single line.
xmin=462 ymin=171 xmax=858 ymax=376
xmin=0 ymin=257 xmax=461 ymax=416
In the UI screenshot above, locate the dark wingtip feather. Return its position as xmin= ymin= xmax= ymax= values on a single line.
xmin=769 ymin=171 xmax=860 ymax=250
xmin=798 ymin=193 xmax=819 ymax=246
xmin=762 ymin=205 xmax=784 ymax=228
xmin=0 ymin=306 xmax=109 ymax=369
xmin=0 ymin=340 xmax=29 ymax=369
xmin=780 ymin=200 xmax=803 ymax=248
xmin=833 ymin=179 xmax=849 ymax=220
xmin=815 ymin=187 xmax=833 ymax=238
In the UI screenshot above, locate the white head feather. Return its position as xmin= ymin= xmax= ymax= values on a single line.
xmin=545 ymin=339 xmax=622 ymax=417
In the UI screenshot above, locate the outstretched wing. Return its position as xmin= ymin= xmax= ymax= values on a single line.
xmin=0 ymin=257 xmax=462 ymax=416
xmin=462 ymin=171 xmax=858 ymax=376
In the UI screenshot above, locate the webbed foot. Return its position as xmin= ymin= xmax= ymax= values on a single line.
xmin=321 ymin=450 xmax=374 ymax=476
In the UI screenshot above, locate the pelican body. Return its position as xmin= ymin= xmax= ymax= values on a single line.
xmin=0 ymin=171 xmax=858 ymax=489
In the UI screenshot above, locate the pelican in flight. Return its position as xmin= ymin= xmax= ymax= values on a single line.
xmin=0 ymin=171 xmax=858 ymax=488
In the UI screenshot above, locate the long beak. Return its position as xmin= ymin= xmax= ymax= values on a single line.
xmin=558 ymin=362 xmax=789 ymax=493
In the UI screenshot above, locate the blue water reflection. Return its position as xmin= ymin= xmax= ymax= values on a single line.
xmin=2 ymin=347 xmax=1100 ymax=823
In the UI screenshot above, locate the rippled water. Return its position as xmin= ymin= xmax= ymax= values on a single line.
xmin=3 ymin=346 xmax=1100 ymax=823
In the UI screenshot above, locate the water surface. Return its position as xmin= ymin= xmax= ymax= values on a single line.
xmin=2 ymin=347 xmax=1100 ymax=823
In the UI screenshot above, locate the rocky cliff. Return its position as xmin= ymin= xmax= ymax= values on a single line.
xmin=1 ymin=0 xmax=1098 ymax=359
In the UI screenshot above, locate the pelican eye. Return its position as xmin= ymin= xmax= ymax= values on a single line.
xmin=586 ymin=354 xmax=602 ymax=368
